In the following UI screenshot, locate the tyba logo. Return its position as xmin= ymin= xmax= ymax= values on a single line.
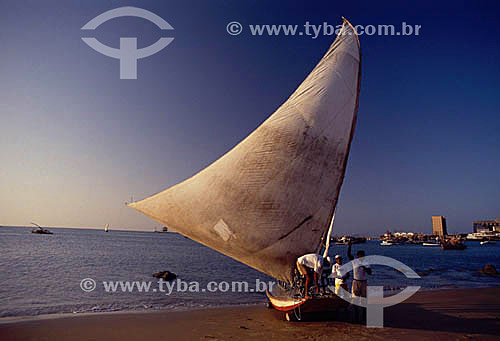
xmin=333 ymin=255 xmax=421 ymax=328
xmin=81 ymin=7 xmax=174 ymax=79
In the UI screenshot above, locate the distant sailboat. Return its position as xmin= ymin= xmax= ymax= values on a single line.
xmin=129 ymin=18 xmax=361 ymax=316
xmin=104 ymin=224 xmax=109 ymax=232
xmin=30 ymin=222 xmax=53 ymax=235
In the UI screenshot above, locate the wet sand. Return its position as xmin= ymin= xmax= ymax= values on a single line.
xmin=1 ymin=287 xmax=499 ymax=340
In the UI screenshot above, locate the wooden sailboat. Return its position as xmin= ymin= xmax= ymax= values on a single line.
xmin=30 ymin=222 xmax=53 ymax=235
xmin=440 ymin=239 xmax=467 ymax=250
xmin=128 ymin=18 xmax=361 ymax=319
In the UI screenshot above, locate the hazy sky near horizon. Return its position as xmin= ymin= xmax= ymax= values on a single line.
xmin=1 ymin=1 xmax=499 ymax=235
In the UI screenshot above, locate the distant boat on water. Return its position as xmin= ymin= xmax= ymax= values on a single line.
xmin=466 ymin=231 xmax=500 ymax=241
xmin=30 ymin=222 xmax=53 ymax=235
xmin=334 ymin=236 xmax=366 ymax=245
xmin=154 ymin=226 xmax=169 ymax=233
xmin=380 ymin=240 xmax=393 ymax=246
xmin=480 ymin=240 xmax=495 ymax=245
xmin=104 ymin=224 xmax=109 ymax=232
xmin=441 ymin=239 xmax=467 ymax=250
xmin=422 ymin=242 xmax=440 ymax=246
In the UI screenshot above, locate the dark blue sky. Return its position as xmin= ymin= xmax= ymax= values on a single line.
xmin=1 ymin=0 xmax=499 ymax=235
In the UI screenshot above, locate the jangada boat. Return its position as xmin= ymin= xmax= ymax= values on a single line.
xmin=30 ymin=222 xmax=53 ymax=235
xmin=128 ymin=18 xmax=361 ymax=320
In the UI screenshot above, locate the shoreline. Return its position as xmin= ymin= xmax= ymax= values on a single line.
xmin=1 ymin=287 xmax=499 ymax=340
xmin=0 ymin=284 xmax=496 ymax=325
xmin=0 ymin=301 xmax=266 ymax=325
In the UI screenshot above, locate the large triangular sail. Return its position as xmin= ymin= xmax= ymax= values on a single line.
xmin=128 ymin=18 xmax=361 ymax=283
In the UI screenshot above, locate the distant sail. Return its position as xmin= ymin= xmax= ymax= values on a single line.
xmin=128 ymin=18 xmax=361 ymax=283
xmin=104 ymin=224 xmax=109 ymax=232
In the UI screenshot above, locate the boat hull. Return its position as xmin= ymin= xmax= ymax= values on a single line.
xmin=266 ymin=289 xmax=348 ymax=313
xmin=441 ymin=244 xmax=466 ymax=250
xmin=31 ymin=229 xmax=53 ymax=235
xmin=266 ymin=289 xmax=308 ymax=311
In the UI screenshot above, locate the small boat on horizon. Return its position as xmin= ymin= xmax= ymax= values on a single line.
xmin=441 ymin=239 xmax=467 ymax=250
xmin=422 ymin=242 xmax=440 ymax=246
xmin=380 ymin=240 xmax=393 ymax=246
xmin=480 ymin=240 xmax=495 ymax=245
xmin=467 ymin=231 xmax=500 ymax=241
xmin=30 ymin=222 xmax=53 ymax=235
xmin=104 ymin=224 xmax=109 ymax=232
xmin=334 ymin=236 xmax=366 ymax=245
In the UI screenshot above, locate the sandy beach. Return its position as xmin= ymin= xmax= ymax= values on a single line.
xmin=1 ymin=287 xmax=499 ymax=340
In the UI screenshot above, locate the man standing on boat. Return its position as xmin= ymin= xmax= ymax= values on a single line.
xmin=347 ymin=241 xmax=371 ymax=296
xmin=330 ymin=254 xmax=349 ymax=294
xmin=347 ymin=241 xmax=371 ymax=322
xmin=296 ymin=253 xmax=325 ymax=299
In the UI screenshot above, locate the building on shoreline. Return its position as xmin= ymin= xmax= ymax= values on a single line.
xmin=432 ymin=216 xmax=448 ymax=236
xmin=473 ymin=218 xmax=500 ymax=233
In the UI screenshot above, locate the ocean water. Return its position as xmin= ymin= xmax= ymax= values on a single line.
xmin=1 ymin=226 xmax=499 ymax=319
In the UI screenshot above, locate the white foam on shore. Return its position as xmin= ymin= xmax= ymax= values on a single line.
xmin=0 ymin=301 xmax=265 ymax=325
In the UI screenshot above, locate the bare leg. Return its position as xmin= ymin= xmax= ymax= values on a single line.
xmin=313 ymin=272 xmax=319 ymax=293
xmin=296 ymin=263 xmax=311 ymax=298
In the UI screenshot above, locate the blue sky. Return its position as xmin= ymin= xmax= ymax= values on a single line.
xmin=1 ymin=0 xmax=499 ymax=235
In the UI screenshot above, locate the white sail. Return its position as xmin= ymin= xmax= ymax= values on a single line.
xmin=104 ymin=224 xmax=109 ymax=232
xmin=128 ymin=18 xmax=361 ymax=283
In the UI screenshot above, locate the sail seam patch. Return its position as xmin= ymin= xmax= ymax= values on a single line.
xmin=213 ymin=219 xmax=236 ymax=242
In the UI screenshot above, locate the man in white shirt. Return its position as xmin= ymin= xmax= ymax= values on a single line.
xmin=296 ymin=253 xmax=324 ymax=299
xmin=347 ymin=241 xmax=372 ymax=322
xmin=347 ymin=242 xmax=371 ymax=297
xmin=330 ymin=254 xmax=348 ymax=294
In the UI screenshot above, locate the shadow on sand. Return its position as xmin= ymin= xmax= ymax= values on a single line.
xmin=270 ymin=300 xmax=500 ymax=337
xmin=384 ymin=301 xmax=500 ymax=336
